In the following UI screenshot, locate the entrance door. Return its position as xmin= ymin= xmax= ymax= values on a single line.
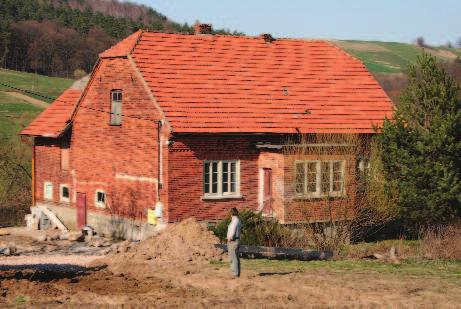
xmin=76 ymin=192 xmax=87 ymax=228
xmin=262 ymin=168 xmax=273 ymax=215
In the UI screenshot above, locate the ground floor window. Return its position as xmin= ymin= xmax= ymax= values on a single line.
xmin=203 ymin=160 xmax=240 ymax=197
xmin=44 ymin=182 xmax=53 ymax=200
xmin=95 ymin=190 xmax=106 ymax=208
xmin=60 ymin=184 xmax=70 ymax=203
xmin=295 ymin=160 xmax=345 ymax=198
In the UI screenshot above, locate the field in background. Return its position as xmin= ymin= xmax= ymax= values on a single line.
xmin=0 ymin=92 xmax=42 ymax=141
xmin=335 ymin=40 xmax=461 ymax=73
xmin=0 ymin=69 xmax=73 ymax=103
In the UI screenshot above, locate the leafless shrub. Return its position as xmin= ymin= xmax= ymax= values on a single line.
xmin=106 ymin=187 xmax=144 ymax=240
xmin=283 ymin=134 xmax=396 ymax=253
xmin=0 ymin=138 xmax=32 ymax=226
xmin=374 ymin=73 xmax=408 ymax=105
xmin=419 ymin=224 xmax=461 ymax=260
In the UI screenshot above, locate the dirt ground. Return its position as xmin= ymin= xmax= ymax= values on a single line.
xmin=1 ymin=222 xmax=460 ymax=308
xmin=1 ymin=260 xmax=460 ymax=308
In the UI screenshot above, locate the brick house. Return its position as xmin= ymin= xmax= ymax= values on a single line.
xmin=21 ymin=25 xmax=393 ymax=235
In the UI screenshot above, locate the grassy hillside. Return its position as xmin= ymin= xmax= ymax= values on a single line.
xmin=0 ymin=68 xmax=72 ymax=140
xmin=335 ymin=40 xmax=461 ymax=73
xmin=0 ymin=92 xmax=42 ymax=141
xmin=0 ymin=69 xmax=73 ymax=103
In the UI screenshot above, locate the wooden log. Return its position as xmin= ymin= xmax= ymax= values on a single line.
xmin=216 ymin=244 xmax=333 ymax=261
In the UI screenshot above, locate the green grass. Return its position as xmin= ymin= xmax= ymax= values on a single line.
xmin=336 ymin=40 xmax=461 ymax=73
xmin=210 ymin=258 xmax=461 ymax=280
xmin=0 ymin=92 xmax=42 ymax=140
xmin=0 ymin=68 xmax=73 ymax=103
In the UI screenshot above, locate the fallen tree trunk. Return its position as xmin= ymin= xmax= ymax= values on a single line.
xmin=215 ymin=244 xmax=333 ymax=261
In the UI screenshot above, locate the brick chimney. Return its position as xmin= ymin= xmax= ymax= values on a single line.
xmin=260 ymin=33 xmax=275 ymax=43
xmin=194 ymin=22 xmax=213 ymax=35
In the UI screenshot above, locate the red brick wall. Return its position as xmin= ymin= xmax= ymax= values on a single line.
xmin=69 ymin=57 xmax=167 ymax=219
xmin=167 ymin=135 xmax=261 ymax=222
xmin=34 ymin=136 xmax=72 ymax=205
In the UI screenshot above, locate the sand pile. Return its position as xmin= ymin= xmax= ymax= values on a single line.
xmin=104 ymin=218 xmax=224 ymax=277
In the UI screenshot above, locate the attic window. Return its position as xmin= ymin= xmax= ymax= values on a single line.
xmin=110 ymin=90 xmax=122 ymax=125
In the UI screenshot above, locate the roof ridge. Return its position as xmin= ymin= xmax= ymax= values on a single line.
xmin=99 ymin=30 xmax=143 ymax=58
xmin=139 ymin=30 xmax=330 ymax=43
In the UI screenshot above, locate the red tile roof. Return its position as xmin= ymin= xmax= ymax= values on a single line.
xmin=21 ymin=89 xmax=81 ymax=137
xmin=129 ymin=32 xmax=393 ymax=134
xmin=99 ymin=30 xmax=142 ymax=58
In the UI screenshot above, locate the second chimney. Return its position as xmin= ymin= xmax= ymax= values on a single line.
xmin=194 ymin=22 xmax=213 ymax=35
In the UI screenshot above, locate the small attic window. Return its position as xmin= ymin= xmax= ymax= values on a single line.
xmin=110 ymin=90 xmax=122 ymax=125
xmin=282 ymin=87 xmax=289 ymax=96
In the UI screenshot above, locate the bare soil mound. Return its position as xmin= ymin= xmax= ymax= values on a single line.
xmin=103 ymin=218 xmax=224 ymax=277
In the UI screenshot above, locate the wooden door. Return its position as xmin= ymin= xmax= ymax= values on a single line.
xmin=263 ymin=168 xmax=273 ymax=215
xmin=76 ymin=192 xmax=87 ymax=229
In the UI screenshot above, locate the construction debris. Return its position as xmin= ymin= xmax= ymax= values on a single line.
xmin=0 ymin=244 xmax=16 ymax=256
xmin=369 ymin=246 xmax=400 ymax=264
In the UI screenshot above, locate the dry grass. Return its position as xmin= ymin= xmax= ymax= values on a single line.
xmin=420 ymin=224 xmax=461 ymax=260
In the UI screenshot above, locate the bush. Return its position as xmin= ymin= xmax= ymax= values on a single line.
xmin=212 ymin=209 xmax=309 ymax=248
xmin=73 ymin=68 xmax=87 ymax=79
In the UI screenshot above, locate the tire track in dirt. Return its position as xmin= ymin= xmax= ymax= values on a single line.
xmin=2 ymin=91 xmax=48 ymax=108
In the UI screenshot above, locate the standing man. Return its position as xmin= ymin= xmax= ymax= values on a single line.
xmin=227 ymin=207 xmax=242 ymax=277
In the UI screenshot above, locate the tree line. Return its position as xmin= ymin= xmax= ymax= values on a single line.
xmin=0 ymin=0 xmax=239 ymax=77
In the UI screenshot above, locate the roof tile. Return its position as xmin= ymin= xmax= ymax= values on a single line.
xmin=21 ymin=89 xmax=81 ymax=137
xmin=131 ymin=32 xmax=393 ymax=133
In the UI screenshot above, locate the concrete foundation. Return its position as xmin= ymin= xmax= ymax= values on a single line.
xmin=34 ymin=203 xmax=164 ymax=240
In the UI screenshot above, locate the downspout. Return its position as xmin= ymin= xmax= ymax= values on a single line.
xmin=154 ymin=120 xmax=165 ymax=224
xmin=157 ymin=120 xmax=162 ymax=201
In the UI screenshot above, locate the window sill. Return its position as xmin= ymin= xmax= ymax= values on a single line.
xmin=293 ymin=194 xmax=346 ymax=200
xmin=201 ymin=195 xmax=243 ymax=201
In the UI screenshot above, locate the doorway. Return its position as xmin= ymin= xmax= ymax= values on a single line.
xmin=262 ymin=168 xmax=273 ymax=215
xmin=76 ymin=192 xmax=87 ymax=228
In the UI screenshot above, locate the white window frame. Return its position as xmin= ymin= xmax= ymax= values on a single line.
xmin=44 ymin=181 xmax=53 ymax=201
xmin=59 ymin=184 xmax=70 ymax=203
xmin=294 ymin=160 xmax=345 ymax=198
xmin=95 ymin=189 xmax=106 ymax=208
xmin=203 ymin=160 xmax=241 ymax=199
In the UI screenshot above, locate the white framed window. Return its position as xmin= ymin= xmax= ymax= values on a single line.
xmin=60 ymin=184 xmax=70 ymax=203
xmin=95 ymin=190 xmax=106 ymax=208
xmin=44 ymin=182 xmax=53 ymax=200
xmin=203 ymin=160 xmax=240 ymax=198
xmin=110 ymin=90 xmax=122 ymax=125
xmin=295 ymin=160 xmax=345 ymax=198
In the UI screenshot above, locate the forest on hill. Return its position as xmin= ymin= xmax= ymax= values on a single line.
xmin=0 ymin=0 xmax=240 ymax=77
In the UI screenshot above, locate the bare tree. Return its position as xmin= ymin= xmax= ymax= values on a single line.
xmin=416 ymin=36 xmax=427 ymax=48
xmin=0 ymin=138 xmax=32 ymax=226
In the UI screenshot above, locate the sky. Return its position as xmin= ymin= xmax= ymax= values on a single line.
xmin=135 ymin=0 xmax=459 ymax=45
